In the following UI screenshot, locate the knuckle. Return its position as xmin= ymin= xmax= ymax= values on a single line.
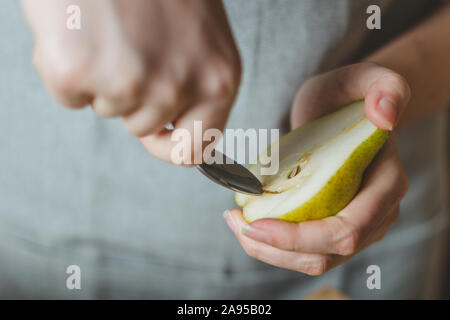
xmin=160 ymin=81 xmax=180 ymax=108
xmin=335 ymin=223 xmax=360 ymax=256
xmin=151 ymin=77 xmax=180 ymax=109
xmin=112 ymin=72 xmax=145 ymax=104
xmin=125 ymin=125 xmax=143 ymax=138
xmin=108 ymin=50 xmax=146 ymax=102
xmin=122 ymin=106 xmax=157 ymax=137
xmin=383 ymin=71 xmax=407 ymax=86
xmin=392 ymin=169 xmax=410 ymax=201
xmin=301 ymin=256 xmax=328 ymax=276
xmin=122 ymin=116 xmax=139 ymax=136
xmin=93 ymin=97 xmax=122 ymax=118
xmin=202 ymin=61 xmax=240 ymax=99
xmin=380 ymin=72 xmax=411 ymax=100
xmin=41 ymin=47 xmax=92 ymax=95
xmin=51 ymin=65 xmax=84 ymax=94
xmin=123 ymin=117 xmax=151 ymax=137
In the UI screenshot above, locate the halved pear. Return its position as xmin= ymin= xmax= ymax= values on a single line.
xmin=235 ymin=101 xmax=389 ymax=223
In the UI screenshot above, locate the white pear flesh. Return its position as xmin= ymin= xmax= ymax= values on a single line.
xmin=235 ymin=101 xmax=389 ymax=223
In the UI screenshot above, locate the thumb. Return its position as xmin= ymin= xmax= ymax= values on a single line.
xmin=291 ymin=62 xmax=411 ymax=130
xmin=362 ymin=63 xmax=411 ymax=130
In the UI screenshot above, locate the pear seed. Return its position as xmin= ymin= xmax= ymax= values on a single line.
xmin=288 ymin=165 xmax=301 ymax=179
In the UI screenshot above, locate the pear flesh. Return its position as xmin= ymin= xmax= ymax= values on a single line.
xmin=235 ymin=101 xmax=389 ymax=223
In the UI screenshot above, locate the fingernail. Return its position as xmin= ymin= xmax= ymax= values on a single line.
xmin=223 ymin=210 xmax=237 ymax=233
xmin=376 ymin=97 xmax=396 ymax=130
xmin=241 ymin=225 xmax=271 ymax=244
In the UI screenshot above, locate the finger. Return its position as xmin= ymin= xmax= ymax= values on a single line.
xmin=291 ymin=62 xmax=411 ymax=130
xmin=46 ymin=84 xmax=93 ymax=109
xmin=122 ymin=78 xmax=184 ymax=137
xmin=223 ymin=209 xmax=344 ymax=276
xmin=139 ymin=100 xmax=231 ymax=165
xmin=366 ymin=205 xmax=400 ymax=246
xmin=33 ymin=46 xmax=93 ymax=109
xmin=239 ymin=137 xmax=408 ymax=256
xmin=138 ymin=62 xmax=238 ymax=165
xmin=337 ymin=136 xmax=408 ymax=232
xmin=240 ymin=215 xmax=359 ymax=256
xmin=92 ymin=52 xmax=146 ymax=118
xmin=92 ymin=96 xmax=137 ymax=118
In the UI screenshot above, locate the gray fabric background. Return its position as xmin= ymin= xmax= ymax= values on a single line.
xmin=0 ymin=0 xmax=448 ymax=298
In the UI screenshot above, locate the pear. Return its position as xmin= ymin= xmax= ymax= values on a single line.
xmin=235 ymin=100 xmax=389 ymax=223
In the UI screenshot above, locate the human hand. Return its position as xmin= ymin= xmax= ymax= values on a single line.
xmin=22 ymin=0 xmax=241 ymax=164
xmin=223 ymin=62 xmax=410 ymax=275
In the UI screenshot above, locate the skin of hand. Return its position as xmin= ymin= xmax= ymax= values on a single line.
xmin=224 ymin=62 xmax=411 ymax=275
xmin=223 ymin=4 xmax=450 ymax=275
xmin=21 ymin=0 xmax=241 ymax=164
